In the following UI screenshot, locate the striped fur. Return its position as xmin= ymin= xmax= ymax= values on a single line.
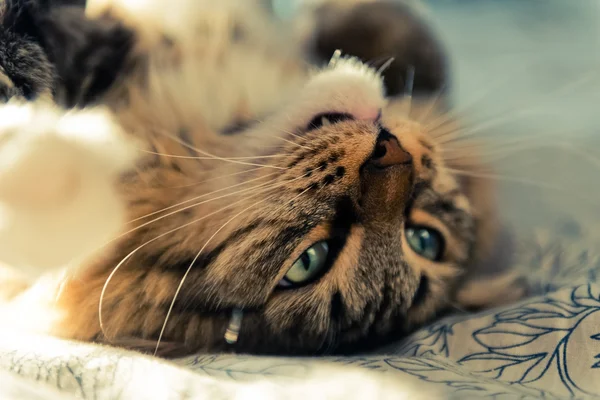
xmin=0 ymin=0 xmax=526 ymax=356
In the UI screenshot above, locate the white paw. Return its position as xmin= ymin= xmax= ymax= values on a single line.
xmin=0 ymin=103 xmax=139 ymax=279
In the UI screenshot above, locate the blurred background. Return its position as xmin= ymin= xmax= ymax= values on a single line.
xmin=274 ymin=0 xmax=600 ymax=237
xmin=427 ymin=0 xmax=600 ymax=236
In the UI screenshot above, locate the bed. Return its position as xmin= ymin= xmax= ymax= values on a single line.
xmin=1 ymin=1 xmax=598 ymax=398
xmin=1 ymin=226 xmax=599 ymax=399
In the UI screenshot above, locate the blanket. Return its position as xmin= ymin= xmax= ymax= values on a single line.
xmin=2 ymin=1 xmax=598 ymax=399
xmin=1 ymin=229 xmax=599 ymax=399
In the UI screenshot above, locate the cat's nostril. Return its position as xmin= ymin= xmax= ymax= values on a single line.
xmin=369 ymin=129 xmax=412 ymax=168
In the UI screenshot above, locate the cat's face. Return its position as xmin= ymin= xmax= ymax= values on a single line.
xmin=49 ymin=53 xmax=487 ymax=356
xmin=206 ymin=110 xmax=476 ymax=355
xmin=26 ymin=0 xmax=504 ymax=356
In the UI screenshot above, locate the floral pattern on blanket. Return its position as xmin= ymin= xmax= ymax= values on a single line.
xmin=1 ymin=231 xmax=600 ymax=399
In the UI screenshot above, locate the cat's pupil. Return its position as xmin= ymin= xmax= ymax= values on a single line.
xmin=419 ymin=233 xmax=428 ymax=250
xmin=301 ymin=252 xmax=312 ymax=271
xmin=278 ymin=242 xmax=331 ymax=288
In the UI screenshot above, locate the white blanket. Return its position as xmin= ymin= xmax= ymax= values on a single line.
xmin=1 ymin=233 xmax=599 ymax=399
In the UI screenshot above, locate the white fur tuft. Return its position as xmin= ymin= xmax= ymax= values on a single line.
xmin=0 ymin=103 xmax=139 ymax=279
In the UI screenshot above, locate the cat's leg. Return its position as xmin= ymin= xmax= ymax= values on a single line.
xmin=292 ymin=0 xmax=448 ymax=97
xmin=0 ymin=102 xmax=139 ymax=279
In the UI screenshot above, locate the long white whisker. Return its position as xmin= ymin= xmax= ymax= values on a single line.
xmin=376 ymin=57 xmax=395 ymax=75
xmin=114 ymin=174 xmax=288 ymax=245
xmin=165 ymin=166 xmax=266 ymax=189
xmin=139 ymin=149 xmax=289 ymax=160
xmin=153 ymin=186 xmax=313 ymax=355
xmin=427 ymin=68 xmax=598 ymax=135
xmin=250 ymin=119 xmax=314 ymax=151
xmin=442 ymin=110 xmax=551 ymax=141
xmin=415 ymin=84 xmax=447 ymax=124
xmin=128 ymin=172 xmax=280 ymax=223
xmin=446 ymin=167 xmax=599 ymax=206
xmin=158 ymin=129 xmax=286 ymax=170
xmin=99 ymin=171 xmax=315 ymax=338
xmin=99 ymin=187 xmax=275 ymax=339
xmin=263 ymin=134 xmax=313 ymax=151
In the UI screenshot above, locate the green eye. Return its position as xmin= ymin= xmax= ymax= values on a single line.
xmin=279 ymin=241 xmax=330 ymax=288
xmin=405 ymin=226 xmax=444 ymax=261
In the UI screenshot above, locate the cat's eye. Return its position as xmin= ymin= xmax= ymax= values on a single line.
xmin=278 ymin=241 xmax=330 ymax=288
xmin=405 ymin=226 xmax=444 ymax=261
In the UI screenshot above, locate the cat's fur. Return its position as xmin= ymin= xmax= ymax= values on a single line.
xmin=0 ymin=0 xmax=526 ymax=356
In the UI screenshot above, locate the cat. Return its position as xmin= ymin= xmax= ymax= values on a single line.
xmin=0 ymin=0 xmax=527 ymax=356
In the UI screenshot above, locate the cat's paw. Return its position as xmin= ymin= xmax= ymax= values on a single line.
xmin=304 ymin=0 xmax=448 ymax=97
xmin=0 ymin=103 xmax=139 ymax=279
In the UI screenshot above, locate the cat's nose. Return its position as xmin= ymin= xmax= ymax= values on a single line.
xmin=369 ymin=129 xmax=412 ymax=168
xmin=360 ymin=129 xmax=414 ymax=222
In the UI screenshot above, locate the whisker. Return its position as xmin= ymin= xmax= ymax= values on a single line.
xmin=438 ymin=110 xmax=553 ymax=141
xmin=139 ymin=149 xmax=289 ymax=160
xmin=113 ymin=178 xmax=285 ymax=247
xmin=268 ymin=125 xmax=309 ymax=144
xmin=415 ymin=84 xmax=447 ymax=124
xmin=401 ymin=65 xmax=415 ymax=116
xmin=158 ymin=128 xmax=287 ymax=170
xmin=166 ymin=166 xmax=266 ymax=189
xmin=557 ymin=141 xmax=600 ymax=170
xmin=440 ymin=136 xmax=548 ymax=157
xmin=376 ymin=57 xmax=395 ymax=75
xmin=153 ymin=184 xmax=313 ymax=355
xmin=248 ymin=117 xmax=314 ymax=150
xmin=446 ymin=167 xmax=598 ymax=206
xmin=423 ymin=63 xmax=532 ymax=131
xmin=154 ymin=181 xmax=315 ymax=355
xmin=446 ymin=167 xmax=559 ymax=188
xmin=99 ymin=170 xmax=316 ymax=339
xmin=99 ymin=195 xmax=258 ymax=340
xmin=430 ymin=70 xmax=599 ymax=140
xmin=440 ymin=134 xmax=596 ymax=168
xmin=427 ymin=66 xmax=598 ymax=136
xmin=263 ymin=134 xmax=313 ymax=151
xmin=128 ymin=171 xmax=281 ymax=223
xmin=365 ymin=54 xmax=395 ymax=69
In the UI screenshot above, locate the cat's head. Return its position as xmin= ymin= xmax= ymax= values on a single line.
xmin=25 ymin=0 xmax=521 ymax=356
xmin=52 ymin=56 xmax=508 ymax=356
